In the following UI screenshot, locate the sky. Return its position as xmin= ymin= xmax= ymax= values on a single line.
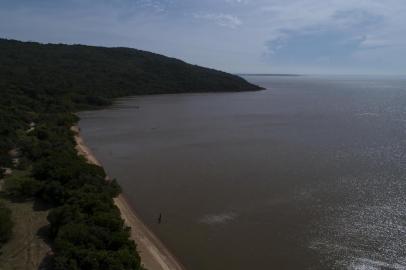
xmin=0 ymin=0 xmax=405 ymax=74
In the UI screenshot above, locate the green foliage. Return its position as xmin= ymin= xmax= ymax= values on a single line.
xmin=0 ymin=39 xmax=260 ymax=108
xmin=3 ymin=170 xmax=43 ymax=198
xmin=0 ymin=201 xmax=13 ymax=245
xmin=0 ymin=38 xmax=262 ymax=269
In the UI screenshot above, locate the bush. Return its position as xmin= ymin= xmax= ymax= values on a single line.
xmin=3 ymin=171 xmax=43 ymax=198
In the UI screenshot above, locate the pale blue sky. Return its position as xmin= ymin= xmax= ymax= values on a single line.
xmin=1 ymin=0 xmax=405 ymax=74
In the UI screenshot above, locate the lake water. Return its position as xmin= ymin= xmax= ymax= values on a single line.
xmin=79 ymin=75 xmax=406 ymax=270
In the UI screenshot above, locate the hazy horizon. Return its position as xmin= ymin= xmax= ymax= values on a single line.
xmin=1 ymin=0 xmax=405 ymax=75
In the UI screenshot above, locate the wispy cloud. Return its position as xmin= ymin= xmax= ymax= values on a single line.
xmin=193 ymin=13 xmax=242 ymax=28
xmin=224 ymin=0 xmax=247 ymax=4
xmin=0 ymin=0 xmax=405 ymax=74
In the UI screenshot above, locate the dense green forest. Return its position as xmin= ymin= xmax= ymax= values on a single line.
xmin=0 ymin=38 xmax=261 ymax=269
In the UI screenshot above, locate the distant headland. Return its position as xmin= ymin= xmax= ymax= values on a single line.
xmin=238 ymin=73 xmax=301 ymax=77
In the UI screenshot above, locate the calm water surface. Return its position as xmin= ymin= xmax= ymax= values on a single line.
xmin=79 ymin=76 xmax=406 ymax=270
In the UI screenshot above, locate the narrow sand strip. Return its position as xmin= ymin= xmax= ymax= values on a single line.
xmin=71 ymin=126 xmax=185 ymax=270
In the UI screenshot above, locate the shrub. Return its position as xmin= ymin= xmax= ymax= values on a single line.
xmin=3 ymin=171 xmax=43 ymax=198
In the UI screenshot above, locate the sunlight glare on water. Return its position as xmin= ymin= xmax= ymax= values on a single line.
xmin=79 ymin=75 xmax=406 ymax=270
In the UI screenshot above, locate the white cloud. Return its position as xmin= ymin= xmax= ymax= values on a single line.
xmin=193 ymin=13 xmax=242 ymax=28
xmin=359 ymin=36 xmax=391 ymax=49
xmin=1 ymin=0 xmax=406 ymax=74
xmin=225 ymin=0 xmax=247 ymax=4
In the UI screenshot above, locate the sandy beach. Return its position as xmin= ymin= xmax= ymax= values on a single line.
xmin=71 ymin=126 xmax=185 ymax=270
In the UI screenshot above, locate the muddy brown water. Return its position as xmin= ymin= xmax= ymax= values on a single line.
xmin=79 ymin=75 xmax=406 ymax=270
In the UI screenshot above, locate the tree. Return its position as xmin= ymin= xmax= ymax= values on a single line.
xmin=3 ymin=171 xmax=42 ymax=198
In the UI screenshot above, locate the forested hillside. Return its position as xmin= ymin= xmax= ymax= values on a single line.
xmin=0 ymin=39 xmax=260 ymax=104
xmin=0 ymin=38 xmax=261 ymax=269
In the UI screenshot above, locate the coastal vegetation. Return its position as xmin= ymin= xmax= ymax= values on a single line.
xmin=0 ymin=38 xmax=260 ymax=269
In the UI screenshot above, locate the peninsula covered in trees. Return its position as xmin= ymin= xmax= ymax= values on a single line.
xmin=0 ymin=38 xmax=261 ymax=269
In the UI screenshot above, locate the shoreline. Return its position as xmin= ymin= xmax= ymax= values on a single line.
xmin=71 ymin=126 xmax=185 ymax=270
